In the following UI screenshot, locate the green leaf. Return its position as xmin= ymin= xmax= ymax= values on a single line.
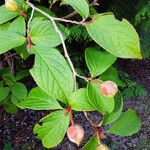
xmin=83 ymin=134 xmax=98 ymax=150
xmin=0 ymin=81 xmax=4 ymax=87
xmin=11 ymin=94 xmax=22 ymax=105
xmin=15 ymin=43 xmax=29 ymax=60
xmin=6 ymin=103 xmax=17 ymax=114
xmin=11 ymin=82 xmax=27 ymax=99
xmin=18 ymin=87 xmax=61 ymax=110
xmin=69 ymin=88 xmax=96 ymax=111
xmin=0 ymin=5 xmax=20 ymax=25
xmin=100 ymin=66 xmax=126 ymax=87
xmin=30 ymin=46 xmax=74 ymax=105
xmin=34 ymin=110 xmax=70 ymax=148
xmin=87 ymin=82 xmax=114 ymax=114
xmin=30 ymin=17 xmax=69 ymax=48
xmin=86 ymin=14 xmax=142 ymax=59
xmin=103 ymin=93 xmax=123 ymax=125
xmin=0 ymin=30 xmax=26 ymax=54
xmin=85 ymin=47 xmax=117 ymax=77
xmin=1 ymin=71 xmax=14 ymax=86
xmin=62 ymin=0 xmax=89 ymax=19
xmin=0 ymin=22 xmax=10 ymax=30
xmin=0 ymin=87 xmax=10 ymax=101
xmin=8 ymin=16 xmax=26 ymax=36
xmin=14 ymin=69 xmax=30 ymax=81
xmin=3 ymin=143 xmax=14 ymax=150
xmin=108 ymin=109 xmax=142 ymax=136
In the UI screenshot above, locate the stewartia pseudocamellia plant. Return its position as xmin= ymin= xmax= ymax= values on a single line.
xmin=0 ymin=0 xmax=142 ymax=149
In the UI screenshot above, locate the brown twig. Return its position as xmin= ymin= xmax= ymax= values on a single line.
xmin=3 ymin=52 xmax=17 ymax=61
xmin=84 ymin=111 xmax=103 ymax=127
xmin=3 ymin=52 xmax=14 ymax=76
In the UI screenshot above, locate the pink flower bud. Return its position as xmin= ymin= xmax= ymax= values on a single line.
xmin=99 ymin=81 xmax=118 ymax=97
xmin=67 ymin=124 xmax=84 ymax=146
xmin=96 ymin=144 xmax=110 ymax=150
xmin=5 ymin=0 xmax=19 ymax=12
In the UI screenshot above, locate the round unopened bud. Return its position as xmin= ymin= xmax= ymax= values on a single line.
xmin=67 ymin=124 xmax=84 ymax=146
xmin=100 ymin=81 xmax=118 ymax=97
xmin=5 ymin=0 xmax=19 ymax=12
xmin=96 ymin=143 xmax=110 ymax=150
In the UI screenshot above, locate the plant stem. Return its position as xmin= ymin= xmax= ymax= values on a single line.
xmin=93 ymin=125 xmax=101 ymax=145
xmin=26 ymin=1 xmax=92 ymax=89
xmin=69 ymin=108 xmax=75 ymax=126
xmin=26 ymin=1 xmax=77 ymax=90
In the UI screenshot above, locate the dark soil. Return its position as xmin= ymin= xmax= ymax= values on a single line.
xmin=0 ymin=59 xmax=150 ymax=150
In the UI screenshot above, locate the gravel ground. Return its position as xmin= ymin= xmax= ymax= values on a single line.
xmin=0 ymin=59 xmax=150 ymax=150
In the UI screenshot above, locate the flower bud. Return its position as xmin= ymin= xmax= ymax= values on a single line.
xmin=99 ymin=81 xmax=118 ymax=97
xmin=96 ymin=143 xmax=110 ymax=150
xmin=67 ymin=124 xmax=84 ymax=146
xmin=5 ymin=0 xmax=19 ymax=12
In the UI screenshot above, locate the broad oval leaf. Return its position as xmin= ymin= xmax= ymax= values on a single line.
xmin=85 ymin=47 xmax=117 ymax=77
xmin=0 ymin=5 xmax=20 ymax=25
xmin=0 ymin=87 xmax=10 ymax=101
xmin=62 ymin=0 xmax=89 ymax=19
xmin=108 ymin=109 xmax=142 ymax=136
xmin=30 ymin=46 xmax=74 ymax=105
xmin=14 ymin=69 xmax=30 ymax=81
xmin=11 ymin=94 xmax=22 ymax=105
xmin=30 ymin=17 xmax=70 ymax=48
xmin=0 ymin=30 xmax=26 ymax=54
xmin=87 ymin=82 xmax=114 ymax=114
xmin=69 ymin=88 xmax=96 ymax=111
xmin=11 ymin=82 xmax=27 ymax=99
xmin=8 ymin=16 xmax=26 ymax=36
xmin=18 ymin=87 xmax=62 ymax=110
xmin=34 ymin=110 xmax=70 ymax=148
xmin=83 ymin=134 xmax=98 ymax=150
xmin=86 ymin=14 xmax=142 ymax=59
xmin=103 ymin=93 xmax=123 ymax=125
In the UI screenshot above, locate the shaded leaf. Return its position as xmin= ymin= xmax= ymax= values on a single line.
xmin=11 ymin=82 xmax=27 ymax=99
xmin=0 ymin=87 xmax=10 ymax=101
xmin=103 ymin=93 xmax=123 ymax=125
xmin=108 ymin=109 xmax=142 ymax=136
xmin=15 ymin=69 xmax=30 ymax=81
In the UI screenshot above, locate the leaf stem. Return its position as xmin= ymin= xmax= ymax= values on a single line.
xmin=63 ymin=107 xmax=75 ymax=126
xmin=69 ymin=108 xmax=75 ymax=126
